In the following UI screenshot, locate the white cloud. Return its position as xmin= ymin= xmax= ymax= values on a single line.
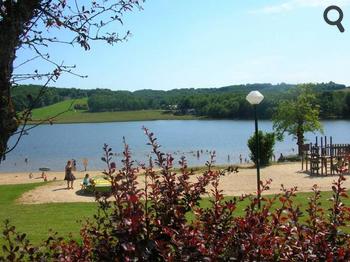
xmin=254 ymin=0 xmax=350 ymax=14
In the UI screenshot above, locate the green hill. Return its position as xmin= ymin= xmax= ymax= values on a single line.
xmin=16 ymin=82 xmax=350 ymax=122
xmin=30 ymin=98 xmax=87 ymax=120
xmin=29 ymin=98 xmax=198 ymax=124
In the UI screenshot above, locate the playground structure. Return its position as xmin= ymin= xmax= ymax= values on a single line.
xmin=302 ymin=136 xmax=350 ymax=176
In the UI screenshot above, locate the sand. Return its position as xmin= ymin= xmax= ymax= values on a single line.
xmin=1 ymin=163 xmax=349 ymax=204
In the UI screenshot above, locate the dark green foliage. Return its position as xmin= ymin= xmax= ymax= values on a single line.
xmin=73 ymin=103 xmax=88 ymax=110
xmin=247 ymin=131 xmax=275 ymax=166
xmin=318 ymin=91 xmax=345 ymax=119
xmin=273 ymin=84 xmax=323 ymax=155
xmin=12 ymin=82 xmax=350 ymax=120
xmin=343 ymin=93 xmax=350 ymax=118
xmin=283 ymin=154 xmax=302 ymax=162
xmin=11 ymin=85 xmax=88 ymax=111
xmin=87 ymin=91 xmax=149 ymax=112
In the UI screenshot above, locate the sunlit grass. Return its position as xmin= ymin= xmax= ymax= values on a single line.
xmin=1 ymin=182 xmax=349 ymax=247
xmin=0 ymin=183 xmax=97 ymax=245
xmin=29 ymin=98 xmax=199 ymax=124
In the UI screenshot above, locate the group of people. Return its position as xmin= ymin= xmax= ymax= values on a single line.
xmin=65 ymin=160 xmax=93 ymax=190
xmin=28 ymin=171 xmax=56 ymax=182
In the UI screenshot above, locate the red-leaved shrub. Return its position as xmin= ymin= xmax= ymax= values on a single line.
xmin=1 ymin=128 xmax=350 ymax=261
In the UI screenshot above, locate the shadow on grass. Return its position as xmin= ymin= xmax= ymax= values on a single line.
xmin=75 ymin=189 xmax=95 ymax=197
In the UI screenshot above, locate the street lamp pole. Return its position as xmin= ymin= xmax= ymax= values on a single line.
xmin=254 ymin=104 xmax=261 ymax=209
xmin=246 ymin=91 xmax=264 ymax=209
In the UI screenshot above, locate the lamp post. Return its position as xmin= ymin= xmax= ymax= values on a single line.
xmin=246 ymin=91 xmax=264 ymax=209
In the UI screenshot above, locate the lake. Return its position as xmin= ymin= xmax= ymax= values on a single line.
xmin=1 ymin=120 xmax=350 ymax=172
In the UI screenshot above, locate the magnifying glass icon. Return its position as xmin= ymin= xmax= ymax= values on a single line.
xmin=324 ymin=5 xmax=345 ymax=33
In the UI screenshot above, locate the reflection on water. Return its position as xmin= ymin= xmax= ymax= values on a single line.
xmin=1 ymin=120 xmax=350 ymax=172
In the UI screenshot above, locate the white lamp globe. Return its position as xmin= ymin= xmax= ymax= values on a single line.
xmin=246 ymin=91 xmax=264 ymax=105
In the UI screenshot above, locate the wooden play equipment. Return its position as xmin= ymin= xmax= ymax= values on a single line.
xmin=302 ymin=136 xmax=350 ymax=176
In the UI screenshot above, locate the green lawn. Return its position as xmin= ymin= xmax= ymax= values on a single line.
xmin=195 ymin=191 xmax=349 ymax=219
xmin=29 ymin=98 xmax=198 ymax=124
xmin=0 ymin=183 xmax=97 ymax=246
xmin=1 ymin=182 xmax=349 ymax=247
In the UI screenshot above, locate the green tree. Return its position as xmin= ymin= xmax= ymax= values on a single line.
xmin=247 ymin=131 xmax=275 ymax=166
xmin=177 ymin=97 xmax=191 ymax=114
xmin=343 ymin=93 xmax=350 ymax=118
xmin=273 ymin=84 xmax=322 ymax=156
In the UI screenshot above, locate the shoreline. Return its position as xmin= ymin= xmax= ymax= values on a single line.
xmin=26 ymin=117 xmax=202 ymax=125
xmin=29 ymin=109 xmax=201 ymax=125
xmin=0 ymin=162 xmax=287 ymax=178
xmin=2 ymin=162 xmax=350 ymax=204
xmin=0 ymin=161 xmax=257 ymax=174
xmin=25 ymin=117 xmax=350 ymax=125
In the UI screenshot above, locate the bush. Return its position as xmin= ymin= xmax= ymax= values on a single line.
xmin=283 ymin=154 xmax=302 ymax=162
xmin=73 ymin=103 xmax=88 ymax=110
xmin=247 ymin=131 xmax=275 ymax=166
xmin=1 ymin=129 xmax=350 ymax=261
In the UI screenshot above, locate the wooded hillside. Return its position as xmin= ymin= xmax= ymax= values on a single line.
xmin=12 ymin=82 xmax=350 ymax=119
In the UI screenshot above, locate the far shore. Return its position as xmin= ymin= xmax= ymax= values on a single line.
xmin=1 ymin=162 xmax=350 ymax=205
xmin=29 ymin=109 xmax=201 ymax=125
xmin=26 ymin=116 xmax=201 ymax=125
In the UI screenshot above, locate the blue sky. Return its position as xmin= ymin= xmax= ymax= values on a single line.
xmin=15 ymin=0 xmax=350 ymax=91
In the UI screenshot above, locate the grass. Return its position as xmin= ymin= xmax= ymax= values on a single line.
xmin=1 ymin=182 xmax=350 ymax=247
xmin=29 ymin=98 xmax=198 ymax=124
xmin=194 ymin=190 xmax=350 ymax=220
xmin=0 ymin=183 xmax=97 ymax=246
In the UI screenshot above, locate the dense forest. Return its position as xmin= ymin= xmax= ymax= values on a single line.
xmin=12 ymin=82 xmax=350 ymax=119
xmin=11 ymin=85 xmax=89 ymax=111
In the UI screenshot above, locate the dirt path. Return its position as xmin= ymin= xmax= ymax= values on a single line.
xmin=1 ymin=163 xmax=349 ymax=204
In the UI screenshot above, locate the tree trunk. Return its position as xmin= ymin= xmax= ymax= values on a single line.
xmin=0 ymin=9 xmax=19 ymax=161
xmin=296 ymin=123 xmax=304 ymax=156
xmin=0 ymin=1 xmax=40 ymax=161
xmin=0 ymin=73 xmax=18 ymax=162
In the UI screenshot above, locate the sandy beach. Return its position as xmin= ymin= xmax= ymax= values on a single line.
xmin=1 ymin=162 xmax=349 ymax=204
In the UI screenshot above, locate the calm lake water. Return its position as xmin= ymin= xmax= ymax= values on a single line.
xmin=1 ymin=120 xmax=350 ymax=172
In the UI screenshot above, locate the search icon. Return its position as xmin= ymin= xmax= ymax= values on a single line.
xmin=324 ymin=5 xmax=345 ymax=33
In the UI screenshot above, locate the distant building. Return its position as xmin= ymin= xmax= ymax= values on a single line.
xmin=186 ymin=108 xmax=196 ymax=114
xmin=167 ymin=104 xmax=178 ymax=110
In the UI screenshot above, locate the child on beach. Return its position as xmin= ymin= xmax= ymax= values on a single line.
xmin=41 ymin=172 xmax=48 ymax=181
xmin=81 ymin=174 xmax=90 ymax=189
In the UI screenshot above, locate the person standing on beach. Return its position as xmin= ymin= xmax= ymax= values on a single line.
xmin=72 ymin=159 xmax=77 ymax=171
xmin=64 ymin=160 xmax=76 ymax=189
xmin=82 ymin=158 xmax=88 ymax=171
